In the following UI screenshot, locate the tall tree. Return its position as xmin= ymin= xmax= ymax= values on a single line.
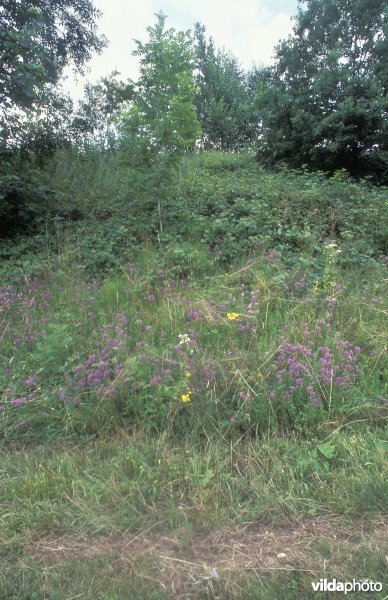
xmin=71 ymin=71 xmax=133 ymax=145
xmin=0 ymin=0 xmax=106 ymax=147
xmin=193 ymin=23 xmax=256 ymax=150
xmin=119 ymin=13 xmax=201 ymax=233
xmin=256 ymin=0 xmax=388 ymax=182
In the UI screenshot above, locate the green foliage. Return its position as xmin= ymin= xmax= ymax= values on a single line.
xmin=0 ymin=0 xmax=106 ymax=148
xmin=0 ymin=159 xmax=59 ymax=235
xmin=170 ymin=155 xmax=387 ymax=267
xmin=71 ymin=71 xmax=133 ymax=144
xmin=193 ymin=23 xmax=257 ymax=149
xmin=1 ymin=150 xmax=386 ymax=270
xmin=118 ymin=12 xmax=201 ymax=233
xmin=120 ymin=12 xmax=200 ymax=158
xmin=0 ymin=0 xmax=107 ymax=233
xmin=257 ymin=0 xmax=388 ymax=182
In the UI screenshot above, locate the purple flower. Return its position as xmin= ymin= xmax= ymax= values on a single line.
xmin=150 ymin=375 xmax=161 ymax=386
xmin=267 ymin=249 xmax=278 ymax=261
xmin=10 ymin=398 xmax=26 ymax=407
xmin=186 ymin=309 xmax=202 ymax=320
xmin=24 ymin=375 xmax=37 ymax=387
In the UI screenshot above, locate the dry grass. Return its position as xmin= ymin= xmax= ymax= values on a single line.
xmin=27 ymin=517 xmax=388 ymax=598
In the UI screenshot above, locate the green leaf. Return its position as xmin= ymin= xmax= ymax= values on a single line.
xmin=375 ymin=439 xmax=388 ymax=452
xmin=316 ymin=443 xmax=336 ymax=460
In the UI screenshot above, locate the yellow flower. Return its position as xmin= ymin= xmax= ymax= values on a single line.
xmin=185 ymin=371 xmax=192 ymax=378
xmin=181 ymin=392 xmax=192 ymax=403
xmin=227 ymin=312 xmax=239 ymax=321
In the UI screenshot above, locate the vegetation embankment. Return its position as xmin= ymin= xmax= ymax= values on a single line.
xmin=1 ymin=152 xmax=387 ymax=598
xmin=1 ymin=1 xmax=387 ymax=596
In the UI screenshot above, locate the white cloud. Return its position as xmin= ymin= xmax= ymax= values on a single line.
xmin=62 ymin=0 xmax=298 ymax=101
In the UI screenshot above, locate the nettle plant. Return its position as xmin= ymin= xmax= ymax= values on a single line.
xmin=269 ymin=320 xmax=362 ymax=428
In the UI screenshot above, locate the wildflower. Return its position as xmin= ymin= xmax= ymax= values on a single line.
xmin=24 ymin=374 xmax=37 ymax=387
xmin=227 ymin=312 xmax=239 ymax=321
xmin=185 ymin=371 xmax=191 ymax=378
xmin=10 ymin=398 xmax=26 ymax=407
xmin=181 ymin=391 xmax=192 ymax=403
xmin=325 ymin=242 xmax=341 ymax=252
xmin=267 ymin=249 xmax=278 ymax=261
xmin=186 ymin=309 xmax=202 ymax=320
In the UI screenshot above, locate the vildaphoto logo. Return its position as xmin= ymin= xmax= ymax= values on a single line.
xmin=311 ymin=579 xmax=383 ymax=594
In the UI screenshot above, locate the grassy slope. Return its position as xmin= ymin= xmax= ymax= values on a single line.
xmin=0 ymin=152 xmax=387 ymax=599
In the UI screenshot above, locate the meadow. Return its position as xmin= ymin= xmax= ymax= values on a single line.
xmin=0 ymin=151 xmax=387 ymax=599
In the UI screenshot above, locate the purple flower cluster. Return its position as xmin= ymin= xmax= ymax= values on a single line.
xmin=62 ymin=314 xmax=131 ymax=403
xmin=0 ymin=285 xmax=24 ymax=311
xmin=98 ymin=313 xmax=130 ymax=351
xmin=238 ymin=318 xmax=257 ymax=337
xmin=73 ymin=356 xmax=112 ymax=389
xmin=274 ymin=322 xmax=361 ymax=407
xmin=1 ymin=278 xmax=52 ymax=346
xmin=246 ymin=291 xmax=260 ymax=316
xmin=266 ymin=249 xmax=278 ymax=262
xmin=13 ymin=332 xmax=37 ymax=346
xmin=185 ymin=308 xmax=203 ymax=321
xmin=65 ymin=351 xmax=123 ymax=402
xmin=0 ymin=386 xmax=37 ymax=412
xmin=149 ymin=368 xmax=172 ymax=386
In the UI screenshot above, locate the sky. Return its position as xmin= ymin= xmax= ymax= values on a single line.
xmin=62 ymin=0 xmax=299 ymax=102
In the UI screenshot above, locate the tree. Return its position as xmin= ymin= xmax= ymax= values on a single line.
xmin=0 ymin=0 xmax=106 ymax=147
xmin=256 ymin=0 xmax=388 ymax=182
xmin=193 ymin=23 xmax=256 ymax=150
xmin=15 ymin=85 xmax=74 ymax=159
xmin=119 ymin=13 xmax=201 ymax=233
xmin=71 ymin=71 xmax=133 ymax=145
